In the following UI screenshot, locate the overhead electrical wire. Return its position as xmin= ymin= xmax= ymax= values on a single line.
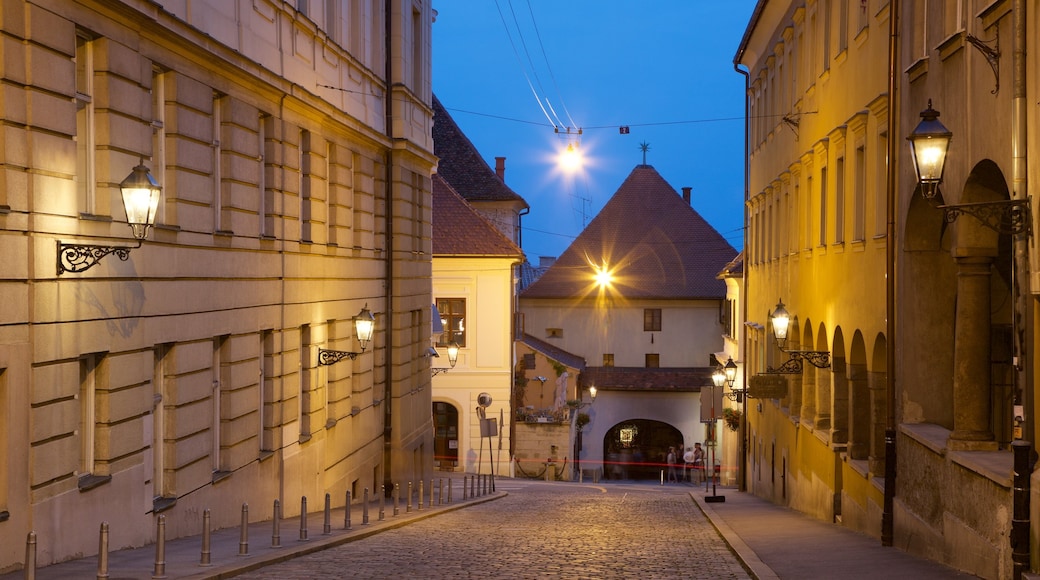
xmin=493 ymin=0 xmax=556 ymax=127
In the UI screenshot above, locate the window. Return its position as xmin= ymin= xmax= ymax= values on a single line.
xmin=261 ymin=115 xmax=275 ymax=237
xmin=523 ymin=353 xmax=536 ymax=369
xmin=75 ymin=33 xmax=96 ymax=215
xmin=644 ymin=308 xmax=662 ymax=332
xmin=854 ymin=145 xmax=866 ymax=241
xmin=151 ymin=68 xmax=168 ymax=226
xmin=437 ymin=298 xmax=466 ymax=346
xmin=299 ymin=324 xmax=312 ymax=441
xmin=325 ymin=0 xmax=341 ymax=44
xmin=819 ymin=167 xmax=828 ymax=246
xmin=260 ymin=330 xmax=275 ymax=453
xmin=645 ymin=354 xmax=660 ymax=368
xmin=213 ymin=93 xmax=224 ymax=232
xmin=603 ymin=354 xmax=614 ymax=367
xmin=546 ymin=328 xmax=562 ymax=339
xmin=79 ymin=353 xmax=111 ymax=490
xmin=300 ymin=129 xmax=312 ymax=243
xmin=213 ymin=335 xmax=230 ymax=476
xmin=153 ymin=344 xmax=174 ymax=507
xmin=875 ymin=132 xmax=888 ymax=237
xmin=834 ymin=158 xmax=845 ymax=243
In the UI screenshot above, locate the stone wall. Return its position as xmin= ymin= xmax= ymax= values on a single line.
xmin=514 ymin=422 xmax=573 ymax=481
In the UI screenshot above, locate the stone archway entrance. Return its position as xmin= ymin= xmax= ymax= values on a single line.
xmin=603 ymin=419 xmax=682 ymax=480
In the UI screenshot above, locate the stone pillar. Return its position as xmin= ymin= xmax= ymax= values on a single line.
xmin=801 ymin=363 xmax=816 ymax=428
xmin=814 ymin=364 xmax=831 ymax=431
xmin=867 ymin=369 xmax=887 ymax=475
xmin=949 ymin=256 xmax=997 ymax=449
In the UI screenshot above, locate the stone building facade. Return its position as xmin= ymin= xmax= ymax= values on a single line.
xmin=0 ymin=0 xmax=436 ymax=571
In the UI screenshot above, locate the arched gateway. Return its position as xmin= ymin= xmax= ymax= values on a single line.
xmin=603 ymin=419 xmax=683 ymax=480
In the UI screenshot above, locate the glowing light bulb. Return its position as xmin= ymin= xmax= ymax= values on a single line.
xmin=559 ymin=143 xmax=582 ymax=172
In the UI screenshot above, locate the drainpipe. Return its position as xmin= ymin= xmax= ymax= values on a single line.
xmin=382 ymin=0 xmax=395 ymax=498
xmin=1010 ymin=2 xmax=1031 ymax=577
xmin=733 ymin=61 xmax=750 ymax=493
xmin=882 ymin=0 xmax=901 ymax=547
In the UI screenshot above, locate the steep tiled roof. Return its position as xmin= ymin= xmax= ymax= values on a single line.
xmin=520 ymin=333 xmax=586 ymax=371
xmin=521 ymin=165 xmax=736 ymax=299
xmin=432 ymin=95 xmax=529 ymax=206
xmin=579 ymin=366 xmax=714 ymax=392
xmin=432 ymin=174 xmax=523 ymax=258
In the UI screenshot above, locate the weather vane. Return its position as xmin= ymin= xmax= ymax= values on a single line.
xmin=639 ymin=141 xmax=651 ymax=165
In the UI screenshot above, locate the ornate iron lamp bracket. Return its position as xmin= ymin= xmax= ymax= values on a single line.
xmin=318 ymin=348 xmax=362 ymax=366
xmin=965 ymin=33 xmax=999 ymax=94
xmin=57 ymin=239 xmax=143 ymax=275
xmin=767 ymin=350 xmax=831 ymax=375
xmin=939 ymin=198 xmax=1031 ymax=236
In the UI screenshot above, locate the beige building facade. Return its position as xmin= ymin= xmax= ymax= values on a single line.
xmin=0 ymin=0 xmax=436 ymax=571
xmin=738 ymin=1 xmax=1039 ymax=578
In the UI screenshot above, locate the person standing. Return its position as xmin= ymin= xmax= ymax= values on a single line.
xmin=692 ymin=443 xmax=704 ymax=483
xmin=666 ymin=447 xmax=679 ymax=483
xmin=682 ymin=446 xmax=695 ymax=482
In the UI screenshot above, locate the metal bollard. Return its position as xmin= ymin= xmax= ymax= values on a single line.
xmin=418 ymin=480 xmax=424 ymax=510
xmin=438 ymin=478 xmax=444 ymax=506
xmin=25 ymin=531 xmax=37 ymax=580
xmin=393 ymin=483 xmax=400 ymax=515
xmin=429 ymin=479 xmax=434 ymax=507
xmin=463 ymin=476 xmax=468 ymax=500
xmin=378 ymin=489 xmax=385 ymax=521
xmin=362 ymin=488 xmax=370 ymax=524
xmin=272 ymin=499 xmax=282 ymax=548
xmin=448 ymin=478 xmax=453 ymax=503
xmin=238 ymin=504 xmax=249 ymax=556
xmin=323 ymin=493 xmax=332 ymax=535
xmin=482 ymin=474 xmax=487 ymax=496
xmin=299 ymin=497 xmax=308 ymax=541
xmin=200 ymin=509 xmax=212 ymax=566
xmin=344 ymin=491 xmax=352 ymax=530
xmin=96 ymin=523 xmax=108 ymax=579
xmin=153 ymin=515 xmax=167 ymax=579
xmin=406 ymin=482 xmax=413 ymax=513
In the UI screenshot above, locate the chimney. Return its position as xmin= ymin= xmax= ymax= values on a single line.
xmin=495 ymin=157 xmax=506 ymax=181
xmin=682 ymin=187 xmax=692 ymax=205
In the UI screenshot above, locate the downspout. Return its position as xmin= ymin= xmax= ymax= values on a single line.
xmin=882 ymin=0 xmax=901 ymax=547
xmin=733 ymin=61 xmax=750 ymax=494
xmin=1009 ymin=1 xmax=1031 ymax=577
xmin=382 ymin=0 xmax=395 ymax=497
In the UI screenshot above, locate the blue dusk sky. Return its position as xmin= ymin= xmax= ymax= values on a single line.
xmin=431 ymin=2 xmax=757 ymax=261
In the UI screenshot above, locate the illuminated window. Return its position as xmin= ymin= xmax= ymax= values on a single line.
xmin=645 ymin=354 xmax=660 ymax=368
xmin=437 ymin=298 xmax=466 ymax=346
xmin=603 ymin=354 xmax=614 ymax=367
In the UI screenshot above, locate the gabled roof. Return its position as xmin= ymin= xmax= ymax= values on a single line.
xmin=519 ymin=333 xmax=586 ymax=371
xmin=717 ymin=251 xmax=744 ymax=279
xmin=580 ymin=366 xmax=714 ymax=392
xmin=432 ymin=95 xmax=529 ymax=207
xmin=521 ymin=165 xmax=736 ymax=299
xmin=432 ymin=174 xmax=523 ymax=258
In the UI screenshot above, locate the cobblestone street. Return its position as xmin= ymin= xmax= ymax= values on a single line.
xmin=238 ymin=480 xmax=749 ymax=579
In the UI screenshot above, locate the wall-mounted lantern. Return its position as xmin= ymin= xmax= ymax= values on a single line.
xmin=57 ymin=163 xmax=161 ymax=274
xmin=318 ymin=306 xmax=375 ymax=365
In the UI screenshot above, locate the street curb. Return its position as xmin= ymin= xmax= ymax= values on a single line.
xmin=183 ymin=492 xmax=508 ymax=579
xmin=691 ymin=492 xmax=779 ymax=580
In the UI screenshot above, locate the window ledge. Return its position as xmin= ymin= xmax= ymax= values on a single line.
xmin=259 ymin=450 xmax=275 ymax=462
xmin=153 ymin=496 xmax=177 ymax=514
xmin=78 ymin=473 xmax=112 ymax=492
xmin=212 ymin=470 xmax=233 ymax=484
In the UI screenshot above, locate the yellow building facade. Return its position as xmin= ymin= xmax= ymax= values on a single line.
xmin=738 ymin=1 xmax=1039 ymax=577
xmin=737 ymin=0 xmax=891 ymax=535
xmin=0 ymin=0 xmax=436 ymax=571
